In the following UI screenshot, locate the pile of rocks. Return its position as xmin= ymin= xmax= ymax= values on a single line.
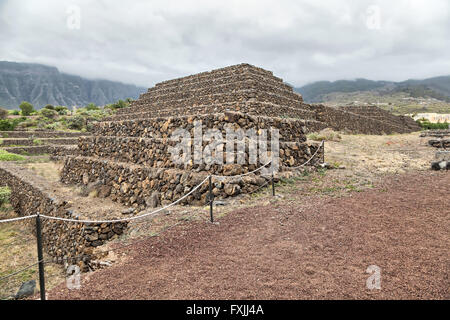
xmin=428 ymin=139 xmax=450 ymax=149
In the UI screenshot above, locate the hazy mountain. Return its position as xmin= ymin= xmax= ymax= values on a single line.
xmin=295 ymin=76 xmax=450 ymax=103
xmin=0 ymin=61 xmax=146 ymax=109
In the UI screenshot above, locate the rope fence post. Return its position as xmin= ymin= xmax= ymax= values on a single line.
xmin=35 ymin=213 xmax=46 ymax=301
xmin=271 ymin=169 xmax=275 ymax=197
xmin=209 ymin=175 xmax=214 ymax=223
xmin=322 ymin=140 xmax=325 ymax=164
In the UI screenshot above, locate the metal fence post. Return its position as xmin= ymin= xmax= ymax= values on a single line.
xmin=209 ymin=175 xmax=214 ymax=223
xmin=35 ymin=213 xmax=46 ymax=301
xmin=322 ymin=141 xmax=325 ymax=164
xmin=271 ymin=170 xmax=275 ymax=196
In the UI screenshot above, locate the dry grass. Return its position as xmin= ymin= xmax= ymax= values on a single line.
xmin=0 ymin=205 xmax=66 ymax=300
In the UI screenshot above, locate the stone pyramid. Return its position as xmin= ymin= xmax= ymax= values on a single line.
xmin=57 ymin=64 xmax=324 ymax=210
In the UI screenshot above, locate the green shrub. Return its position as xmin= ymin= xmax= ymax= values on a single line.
xmin=43 ymin=104 xmax=55 ymax=110
xmin=19 ymin=101 xmax=34 ymax=116
xmin=40 ymin=108 xmax=58 ymax=119
xmin=85 ymin=103 xmax=99 ymax=111
xmin=9 ymin=110 xmax=20 ymax=116
xmin=68 ymin=115 xmax=86 ymax=130
xmin=110 ymin=99 xmax=128 ymax=109
xmin=0 ymin=186 xmax=11 ymax=207
xmin=416 ymin=119 xmax=449 ymax=130
xmin=0 ymin=108 xmax=8 ymax=119
xmin=0 ymin=119 xmax=15 ymax=131
xmin=0 ymin=149 xmax=25 ymax=161
xmin=33 ymin=139 xmax=43 ymax=145
xmin=55 ymin=106 xmax=68 ymax=115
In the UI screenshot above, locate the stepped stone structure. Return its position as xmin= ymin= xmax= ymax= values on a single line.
xmin=60 ymin=64 xmax=325 ymax=210
xmin=59 ymin=63 xmax=421 ymax=211
xmin=0 ymin=130 xmax=85 ymax=156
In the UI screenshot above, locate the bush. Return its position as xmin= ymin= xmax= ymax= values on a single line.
xmin=55 ymin=106 xmax=68 ymax=115
xmin=43 ymin=104 xmax=55 ymax=110
xmin=0 ymin=119 xmax=15 ymax=131
xmin=416 ymin=119 xmax=449 ymax=130
xmin=85 ymin=103 xmax=99 ymax=111
xmin=19 ymin=101 xmax=34 ymax=116
xmin=0 ymin=108 xmax=8 ymax=119
xmin=68 ymin=115 xmax=86 ymax=130
xmin=0 ymin=149 xmax=25 ymax=161
xmin=308 ymin=128 xmax=342 ymax=142
xmin=0 ymin=186 xmax=11 ymax=207
xmin=40 ymin=108 xmax=58 ymax=119
xmin=9 ymin=110 xmax=20 ymax=116
xmin=110 ymin=99 xmax=128 ymax=109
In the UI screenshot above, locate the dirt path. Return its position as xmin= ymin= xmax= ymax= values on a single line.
xmin=49 ymin=171 xmax=449 ymax=300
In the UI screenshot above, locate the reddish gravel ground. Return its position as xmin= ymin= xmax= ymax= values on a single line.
xmin=50 ymin=171 xmax=449 ymax=300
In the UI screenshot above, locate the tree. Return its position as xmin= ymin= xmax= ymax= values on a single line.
xmin=0 ymin=107 xmax=8 ymax=119
xmin=19 ymin=101 xmax=34 ymax=116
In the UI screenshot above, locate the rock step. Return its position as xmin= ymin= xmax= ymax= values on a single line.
xmin=60 ymin=155 xmax=273 ymax=209
xmin=428 ymin=139 xmax=450 ymax=148
xmin=154 ymin=63 xmax=282 ymax=89
xmin=0 ymin=131 xmax=87 ymax=139
xmin=0 ymin=137 xmax=79 ymax=147
xmin=93 ymin=112 xmax=307 ymax=142
xmin=420 ymin=130 xmax=450 ymax=138
xmin=106 ymin=101 xmax=317 ymax=122
xmin=120 ymin=89 xmax=305 ymax=115
xmin=78 ymin=135 xmax=321 ymax=172
xmin=313 ymin=105 xmax=419 ymax=134
xmin=137 ymin=78 xmax=300 ymax=106
xmin=3 ymin=145 xmax=51 ymax=155
xmin=141 ymin=72 xmax=294 ymax=100
xmin=339 ymin=106 xmax=421 ymax=131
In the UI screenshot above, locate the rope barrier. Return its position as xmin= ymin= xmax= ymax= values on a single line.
xmin=39 ymin=175 xmax=210 ymax=224
xmin=211 ymin=159 xmax=273 ymax=180
xmin=0 ymin=259 xmax=43 ymax=282
xmin=0 ymin=214 xmax=37 ymax=224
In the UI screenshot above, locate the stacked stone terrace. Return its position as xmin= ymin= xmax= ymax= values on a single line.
xmin=60 ymin=64 xmax=324 ymax=210
xmin=339 ymin=106 xmax=421 ymax=133
xmin=0 ymin=130 xmax=85 ymax=156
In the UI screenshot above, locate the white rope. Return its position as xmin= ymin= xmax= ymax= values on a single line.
xmin=40 ymin=175 xmax=210 ymax=224
xmin=288 ymin=140 xmax=324 ymax=169
xmin=0 ymin=214 xmax=37 ymax=224
xmin=211 ymin=159 xmax=273 ymax=180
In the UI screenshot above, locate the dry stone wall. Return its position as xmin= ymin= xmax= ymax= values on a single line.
xmin=313 ymin=104 xmax=416 ymax=134
xmin=0 ymin=162 xmax=126 ymax=267
xmin=93 ymin=112 xmax=307 ymax=142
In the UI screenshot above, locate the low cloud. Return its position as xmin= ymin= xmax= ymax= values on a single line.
xmin=0 ymin=0 xmax=449 ymax=87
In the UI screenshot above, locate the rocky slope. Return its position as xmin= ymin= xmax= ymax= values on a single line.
xmin=0 ymin=61 xmax=146 ymax=109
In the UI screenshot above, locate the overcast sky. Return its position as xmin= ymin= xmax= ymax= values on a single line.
xmin=0 ymin=0 xmax=449 ymax=88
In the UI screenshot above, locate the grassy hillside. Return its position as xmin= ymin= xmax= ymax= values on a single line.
xmin=295 ymin=76 xmax=450 ymax=114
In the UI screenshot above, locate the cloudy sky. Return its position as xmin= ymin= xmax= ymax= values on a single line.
xmin=0 ymin=0 xmax=449 ymax=88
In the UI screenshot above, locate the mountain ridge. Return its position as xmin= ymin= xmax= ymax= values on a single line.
xmin=0 ymin=61 xmax=146 ymax=109
xmin=294 ymin=76 xmax=450 ymax=103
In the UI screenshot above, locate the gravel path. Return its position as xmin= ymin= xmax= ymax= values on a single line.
xmin=49 ymin=171 xmax=449 ymax=300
